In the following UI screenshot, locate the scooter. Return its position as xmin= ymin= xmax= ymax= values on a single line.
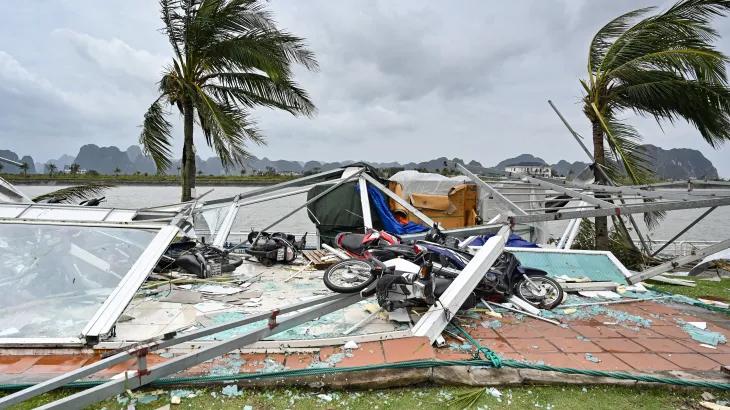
xmin=324 ymin=225 xmax=563 ymax=310
xmin=244 ymin=231 xmax=307 ymax=266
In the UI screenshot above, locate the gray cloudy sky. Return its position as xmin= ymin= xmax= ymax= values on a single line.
xmin=1 ymin=0 xmax=729 ymax=176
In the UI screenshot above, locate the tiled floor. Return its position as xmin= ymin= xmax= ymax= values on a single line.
xmin=2 ymin=300 xmax=729 ymax=384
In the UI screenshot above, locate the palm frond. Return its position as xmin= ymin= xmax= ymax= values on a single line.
xmin=32 ymin=183 xmax=114 ymax=204
xmin=193 ymin=85 xmax=263 ymax=169
xmin=160 ymin=0 xmax=185 ymax=61
xmin=590 ymin=7 xmax=654 ymax=73
xmin=139 ymin=96 xmax=174 ymax=172
xmin=204 ymin=72 xmax=315 ymax=115
xmin=612 ymin=70 xmax=730 ymax=147
xmin=590 ymin=104 xmax=654 ymax=185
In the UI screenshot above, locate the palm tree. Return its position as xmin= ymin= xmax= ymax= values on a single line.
xmin=69 ymin=163 xmax=81 ymax=175
xmin=114 ymin=167 xmax=122 ymax=176
xmin=19 ymin=162 xmax=29 ymax=176
xmin=583 ymin=0 xmax=730 ymax=250
xmin=46 ymin=163 xmax=57 ymax=177
xmin=140 ymin=0 xmax=318 ymax=201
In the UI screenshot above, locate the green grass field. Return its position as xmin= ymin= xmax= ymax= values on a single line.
xmin=6 ymin=384 xmax=728 ymax=410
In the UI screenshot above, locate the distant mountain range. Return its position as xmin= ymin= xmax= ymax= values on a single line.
xmin=0 ymin=143 xmax=720 ymax=180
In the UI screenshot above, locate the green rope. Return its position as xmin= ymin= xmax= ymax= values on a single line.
xmin=447 ymin=324 xmax=502 ymax=368
xmin=1 ymin=355 xmax=729 ymax=394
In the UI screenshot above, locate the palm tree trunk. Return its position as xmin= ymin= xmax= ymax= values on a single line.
xmin=592 ymin=119 xmax=610 ymax=250
xmin=181 ymin=100 xmax=196 ymax=202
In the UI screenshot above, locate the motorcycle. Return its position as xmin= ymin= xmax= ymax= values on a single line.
xmin=323 ymin=225 xmax=563 ymax=310
xmin=244 ymin=231 xmax=307 ymax=267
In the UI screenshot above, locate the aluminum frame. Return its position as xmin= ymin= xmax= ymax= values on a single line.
xmin=358 ymin=176 xmax=373 ymax=229
xmin=628 ymin=237 xmax=730 ymax=284
xmin=35 ymin=294 xmax=362 ymax=409
xmin=0 ymin=293 xmax=353 ymax=407
xmin=0 ymin=220 xmax=180 ymax=346
xmin=412 ymin=225 xmax=510 ymax=343
xmin=80 ymin=225 xmax=180 ymax=340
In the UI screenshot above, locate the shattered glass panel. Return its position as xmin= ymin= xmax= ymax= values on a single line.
xmin=0 ymin=223 xmax=158 ymax=339
xmin=193 ymin=204 xmax=229 ymax=240
xmin=509 ymin=250 xmax=629 ymax=284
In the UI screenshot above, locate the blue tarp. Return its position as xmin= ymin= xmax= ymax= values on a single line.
xmin=471 ymin=233 xmax=540 ymax=248
xmin=356 ymin=183 xmax=429 ymax=235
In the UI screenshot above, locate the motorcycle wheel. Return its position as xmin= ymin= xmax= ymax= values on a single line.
xmin=323 ymin=259 xmax=375 ymax=293
xmin=513 ymin=276 xmax=564 ymax=310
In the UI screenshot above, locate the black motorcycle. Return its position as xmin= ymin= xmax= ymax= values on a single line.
xmin=323 ymin=226 xmax=563 ymax=310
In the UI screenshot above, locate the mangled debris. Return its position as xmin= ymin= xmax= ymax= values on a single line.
xmin=2 ymin=160 xmax=730 ymax=407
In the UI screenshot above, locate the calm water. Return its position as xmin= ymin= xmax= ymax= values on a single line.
xmin=17 ymin=184 xmax=730 ymax=242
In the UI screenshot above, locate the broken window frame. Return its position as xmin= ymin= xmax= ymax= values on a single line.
xmin=0 ymin=218 xmax=180 ymax=346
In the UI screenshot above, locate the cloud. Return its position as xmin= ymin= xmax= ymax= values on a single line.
xmin=53 ymin=28 xmax=168 ymax=82
xmin=0 ymin=0 xmax=728 ymax=176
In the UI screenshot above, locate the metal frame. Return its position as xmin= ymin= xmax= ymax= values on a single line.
xmin=0 ymin=218 xmax=180 ymax=346
xmin=628 ymin=237 xmax=730 ymax=284
xmin=254 ymin=168 xmax=364 ymax=236
xmin=524 ymin=176 xmax=615 ymax=209
xmin=32 ymin=294 xmax=362 ymax=409
xmin=81 ymin=225 xmax=180 ymax=340
xmin=650 ymin=206 xmax=717 ymax=257
xmin=412 ymin=225 xmax=510 ymax=343
xmin=358 ymin=176 xmax=373 ymax=229
xmin=0 ymin=293 xmax=355 ymax=407
xmin=361 ymin=173 xmax=436 ymax=226
xmin=457 ymin=163 xmax=527 ymax=216
xmin=211 ymin=195 xmax=241 ymax=247
xmin=203 ymin=167 xmax=345 ymax=206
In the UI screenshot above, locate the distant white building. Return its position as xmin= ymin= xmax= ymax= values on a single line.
xmin=505 ymin=162 xmax=551 ymax=178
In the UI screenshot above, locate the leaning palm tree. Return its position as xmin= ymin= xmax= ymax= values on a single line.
xmin=583 ymin=0 xmax=730 ymax=250
xmin=140 ymin=0 xmax=317 ymax=201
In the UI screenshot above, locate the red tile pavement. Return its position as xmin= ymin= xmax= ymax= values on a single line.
xmin=382 ymin=337 xmax=435 ymax=362
xmin=661 ymin=353 xmax=722 ymax=371
xmin=495 ymin=324 xmax=541 ymax=339
xmin=612 ymin=353 xmax=681 ymax=371
xmin=565 ymin=353 xmax=634 ymax=371
xmin=434 ymin=349 xmax=473 ymax=361
xmin=507 ymin=338 xmax=558 ymax=353
xmin=1 ymin=301 xmax=729 ymax=383
xmin=0 ymin=356 xmax=39 ymax=374
xmin=703 ymin=353 xmax=730 ymax=365
xmin=28 ymin=356 xmax=93 ymax=374
xmin=591 ymin=338 xmax=646 ymax=353
xmin=549 ymin=337 xmax=603 ymax=353
xmin=470 ymin=327 xmax=500 ymax=339
xmin=320 ymin=341 xmax=386 ymax=367
xmin=614 ymin=327 xmax=663 ymax=338
xmin=283 ymin=353 xmax=316 ymax=369
xmin=650 ymin=325 xmax=692 ymax=339
xmin=571 ymin=325 xmax=623 ymax=338
xmin=478 ymin=339 xmax=516 ymax=353
xmin=676 ymin=338 xmax=730 ymax=354
xmin=633 ymin=337 xmax=692 ymax=353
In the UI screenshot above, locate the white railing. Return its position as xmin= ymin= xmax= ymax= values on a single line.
xmin=634 ymin=239 xmax=721 ymax=258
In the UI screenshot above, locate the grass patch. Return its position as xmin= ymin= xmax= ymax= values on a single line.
xmin=4 ymin=385 xmax=728 ymax=410
xmin=650 ymin=277 xmax=730 ymax=301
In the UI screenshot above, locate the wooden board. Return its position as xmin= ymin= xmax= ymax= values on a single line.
xmin=303 ymin=249 xmax=339 ymax=269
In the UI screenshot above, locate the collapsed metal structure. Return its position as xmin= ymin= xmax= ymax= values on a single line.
xmin=2 ymin=154 xmax=730 ymax=407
